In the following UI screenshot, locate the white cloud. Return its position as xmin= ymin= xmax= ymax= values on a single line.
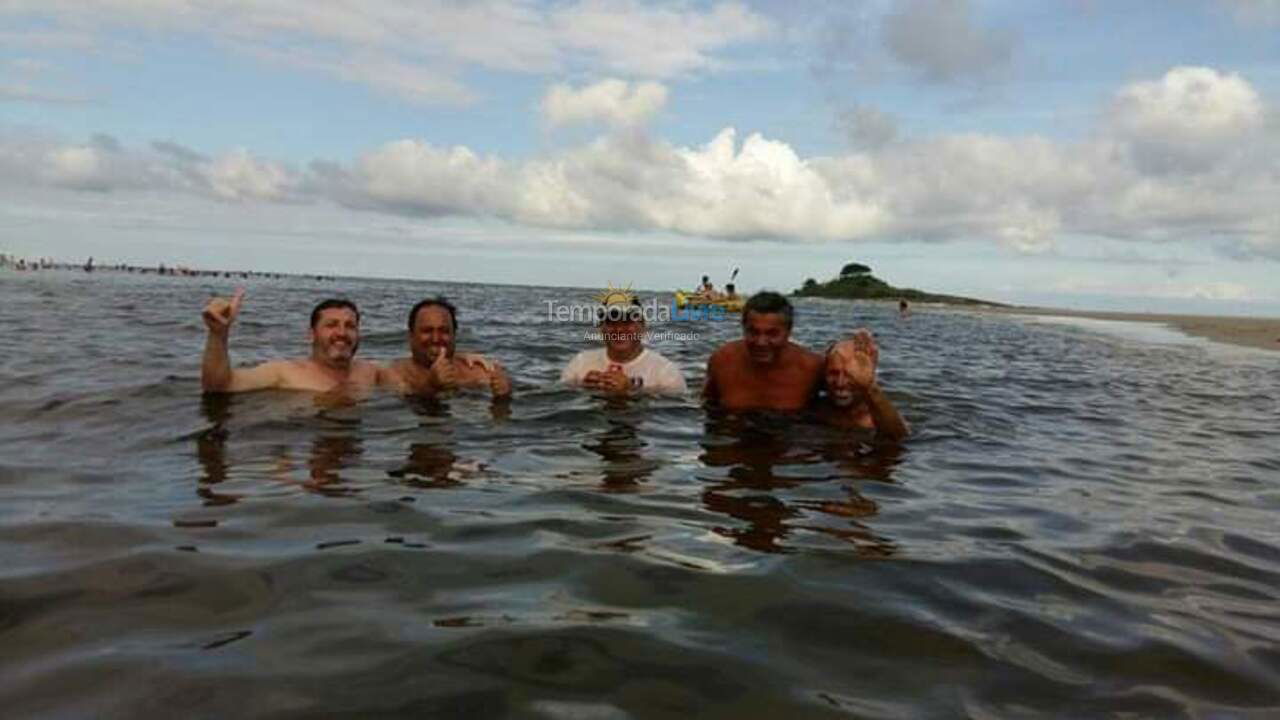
xmin=1112 ymin=66 xmax=1264 ymax=173
xmin=4 ymin=66 xmax=1279 ymax=260
xmin=551 ymin=0 xmax=772 ymax=77
xmin=44 ymin=146 xmax=106 ymax=190
xmin=204 ymin=149 xmax=293 ymax=201
xmin=245 ymin=46 xmax=477 ymax=106
xmin=1 ymin=1 xmax=772 ymax=104
xmin=354 ymin=140 xmax=509 ymax=216
xmin=541 ymin=79 xmax=668 ymax=128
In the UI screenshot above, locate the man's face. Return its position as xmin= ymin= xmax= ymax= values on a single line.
xmin=601 ymin=307 xmax=644 ymax=357
xmin=742 ymin=311 xmax=790 ymax=365
xmin=825 ymin=350 xmax=857 ymax=407
xmin=410 ymin=305 xmax=455 ymax=365
xmin=310 ymin=307 xmax=360 ymax=365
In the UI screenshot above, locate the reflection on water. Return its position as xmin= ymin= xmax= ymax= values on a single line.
xmin=582 ymin=415 xmax=660 ymax=492
xmin=2 ymin=272 xmax=1279 ymax=718
xmin=698 ymin=412 xmax=900 ymax=555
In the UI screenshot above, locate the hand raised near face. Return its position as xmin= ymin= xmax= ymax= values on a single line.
xmin=849 ymin=327 xmax=879 ymax=367
xmin=431 ymin=350 xmax=458 ymax=390
xmin=202 ymin=287 xmax=245 ymax=335
xmin=845 ymin=346 xmax=877 ymax=391
xmin=831 ymin=329 xmax=879 ymax=392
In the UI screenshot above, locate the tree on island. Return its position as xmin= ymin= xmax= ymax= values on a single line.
xmin=793 ymin=261 xmax=1003 ymax=306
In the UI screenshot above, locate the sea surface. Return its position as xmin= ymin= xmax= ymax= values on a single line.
xmin=2 ymin=271 xmax=1278 ymax=719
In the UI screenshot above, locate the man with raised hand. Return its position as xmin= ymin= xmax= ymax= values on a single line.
xmin=201 ymin=290 xmax=380 ymax=393
xmin=385 ymin=297 xmax=511 ymax=399
xmin=821 ymin=329 xmax=910 ymax=442
xmin=561 ymin=296 xmax=686 ymax=398
xmin=703 ymin=291 xmax=824 ymax=412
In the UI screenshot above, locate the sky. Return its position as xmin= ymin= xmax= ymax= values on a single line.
xmin=4 ymin=0 xmax=1280 ymax=315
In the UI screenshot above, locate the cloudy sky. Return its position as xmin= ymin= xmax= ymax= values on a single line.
xmin=4 ymin=0 xmax=1280 ymax=313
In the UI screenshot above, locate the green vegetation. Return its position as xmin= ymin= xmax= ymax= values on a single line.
xmin=793 ymin=263 xmax=1004 ymax=306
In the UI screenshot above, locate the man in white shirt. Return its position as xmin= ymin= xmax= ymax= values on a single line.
xmin=561 ymin=297 xmax=687 ymax=397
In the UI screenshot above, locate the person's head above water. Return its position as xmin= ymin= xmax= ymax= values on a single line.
xmin=596 ymin=296 xmax=645 ymax=361
xmin=308 ymin=298 xmax=361 ymax=366
xmin=741 ymin=291 xmax=794 ymax=365
xmin=825 ymin=333 xmax=879 ymax=408
xmin=310 ymin=298 xmax=360 ymax=328
xmin=407 ymin=296 xmax=459 ymax=365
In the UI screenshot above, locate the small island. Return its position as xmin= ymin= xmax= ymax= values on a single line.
xmin=793 ymin=263 xmax=1005 ymax=306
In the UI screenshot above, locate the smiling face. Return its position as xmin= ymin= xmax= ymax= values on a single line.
xmin=742 ymin=310 xmax=790 ymax=365
xmin=825 ymin=349 xmax=858 ymax=408
xmin=601 ymin=310 xmax=644 ymax=359
xmin=310 ymin=307 xmax=360 ymax=367
xmin=409 ymin=305 xmax=455 ymax=366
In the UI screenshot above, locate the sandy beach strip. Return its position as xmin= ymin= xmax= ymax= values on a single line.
xmin=981 ymin=306 xmax=1280 ymax=352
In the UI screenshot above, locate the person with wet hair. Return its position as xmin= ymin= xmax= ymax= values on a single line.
xmin=201 ymin=291 xmax=380 ymax=393
xmin=384 ymin=296 xmax=511 ymax=399
xmin=820 ymin=329 xmax=909 ymax=441
xmin=561 ymin=296 xmax=686 ymax=397
xmin=703 ymin=291 xmax=823 ymax=411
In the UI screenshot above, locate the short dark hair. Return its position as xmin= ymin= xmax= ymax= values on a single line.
xmin=408 ymin=296 xmax=458 ymax=332
xmin=742 ymin=291 xmax=793 ymax=329
xmin=310 ymin=298 xmax=360 ymax=328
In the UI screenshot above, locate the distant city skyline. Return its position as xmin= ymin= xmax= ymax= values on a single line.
xmin=4 ymin=1 xmax=1280 ymax=315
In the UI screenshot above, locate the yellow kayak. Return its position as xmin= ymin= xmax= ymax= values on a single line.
xmin=674 ymin=290 xmax=745 ymax=313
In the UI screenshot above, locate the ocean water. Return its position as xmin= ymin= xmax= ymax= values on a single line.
xmin=2 ymin=271 xmax=1278 ymax=718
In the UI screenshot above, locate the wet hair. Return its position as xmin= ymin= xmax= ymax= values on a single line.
xmin=725 ymin=283 xmax=735 ymax=293
xmin=310 ymin=298 xmax=360 ymax=328
xmin=701 ymin=275 xmax=710 ymax=283
xmin=596 ymin=296 xmax=643 ymax=324
xmin=408 ymin=296 xmax=459 ymax=332
xmin=742 ymin=291 xmax=794 ymax=329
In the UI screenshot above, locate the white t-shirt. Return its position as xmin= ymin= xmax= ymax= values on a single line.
xmin=560 ymin=348 xmax=687 ymax=396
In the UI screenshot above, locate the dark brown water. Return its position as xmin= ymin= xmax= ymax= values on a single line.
xmin=2 ymin=271 xmax=1278 ymax=718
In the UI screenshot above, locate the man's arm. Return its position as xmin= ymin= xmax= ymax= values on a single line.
xmin=488 ymin=362 xmax=513 ymax=400
xmin=201 ymin=327 xmax=235 ymax=392
xmin=200 ymin=289 xmax=282 ymax=394
xmin=455 ymin=352 xmax=512 ymax=399
xmin=702 ymin=354 xmax=720 ymax=404
xmin=863 ymin=383 xmax=910 ymax=442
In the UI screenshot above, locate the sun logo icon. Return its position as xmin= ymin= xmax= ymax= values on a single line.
xmin=593 ymin=283 xmax=636 ymax=307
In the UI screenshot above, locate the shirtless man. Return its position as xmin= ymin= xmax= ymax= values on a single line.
xmin=703 ymin=291 xmax=824 ymax=411
xmin=201 ymin=290 xmax=379 ymax=393
xmin=821 ymin=330 xmax=910 ymax=442
xmin=385 ymin=297 xmax=512 ymax=399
